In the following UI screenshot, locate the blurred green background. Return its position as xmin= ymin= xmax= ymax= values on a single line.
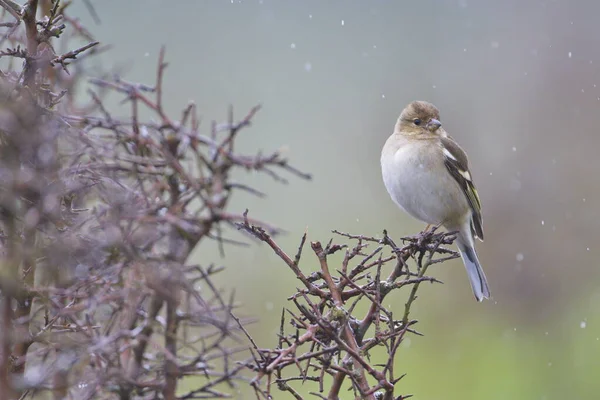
xmin=72 ymin=1 xmax=600 ymax=398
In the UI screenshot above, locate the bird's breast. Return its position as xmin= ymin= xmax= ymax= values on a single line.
xmin=381 ymin=140 xmax=469 ymax=226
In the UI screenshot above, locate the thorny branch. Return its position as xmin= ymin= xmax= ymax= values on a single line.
xmin=238 ymin=217 xmax=458 ymax=400
xmin=0 ymin=0 xmax=310 ymax=398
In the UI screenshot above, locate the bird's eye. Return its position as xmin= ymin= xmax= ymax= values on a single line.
xmin=413 ymin=118 xmax=421 ymax=126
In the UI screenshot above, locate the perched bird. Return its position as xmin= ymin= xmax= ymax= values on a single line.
xmin=380 ymin=101 xmax=490 ymax=301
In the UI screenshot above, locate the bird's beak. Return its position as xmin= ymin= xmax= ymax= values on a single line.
xmin=427 ymin=118 xmax=442 ymax=132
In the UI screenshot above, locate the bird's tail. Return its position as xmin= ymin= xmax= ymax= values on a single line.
xmin=456 ymin=231 xmax=490 ymax=302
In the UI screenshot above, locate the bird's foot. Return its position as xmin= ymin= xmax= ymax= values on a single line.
xmin=400 ymin=223 xmax=447 ymax=249
xmin=417 ymin=222 xmax=443 ymax=245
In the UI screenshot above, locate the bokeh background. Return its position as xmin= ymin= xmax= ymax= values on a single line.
xmin=72 ymin=1 xmax=600 ymax=398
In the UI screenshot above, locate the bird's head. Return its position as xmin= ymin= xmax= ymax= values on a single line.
xmin=396 ymin=101 xmax=443 ymax=136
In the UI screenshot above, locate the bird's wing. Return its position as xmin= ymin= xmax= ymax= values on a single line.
xmin=439 ymin=136 xmax=484 ymax=241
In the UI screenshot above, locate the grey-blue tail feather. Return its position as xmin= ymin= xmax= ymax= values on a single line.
xmin=457 ymin=238 xmax=490 ymax=302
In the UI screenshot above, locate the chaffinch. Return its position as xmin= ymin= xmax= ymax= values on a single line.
xmin=380 ymin=101 xmax=490 ymax=301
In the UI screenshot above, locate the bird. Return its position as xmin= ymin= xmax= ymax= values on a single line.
xmin=380 ymin=100 xmax=490 ymax=301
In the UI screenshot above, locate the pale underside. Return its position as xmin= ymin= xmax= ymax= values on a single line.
xmin=381 ymin=136 xmax=471 ymax=232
